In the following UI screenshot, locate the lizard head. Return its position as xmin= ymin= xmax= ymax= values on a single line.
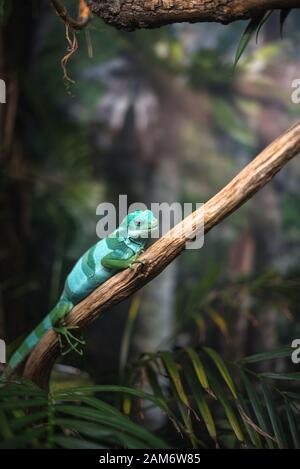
xmin=121 ymin=210 xmax=158 ymax=240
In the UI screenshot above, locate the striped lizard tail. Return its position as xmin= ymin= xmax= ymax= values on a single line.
xmin=1 ymin=299 xmax=73 ymax=380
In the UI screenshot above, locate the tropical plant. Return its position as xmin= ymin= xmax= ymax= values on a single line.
xmin=234 ymin=9 xmax=292 ymax=68
xmin=0 ymin=380 xmax=168 ymax=449
xmin=1 ymin=344 xmax=299 ymax=449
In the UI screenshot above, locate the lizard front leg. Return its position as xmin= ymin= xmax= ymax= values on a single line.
xmin=101 ymin=248 xmax=146 ymax=271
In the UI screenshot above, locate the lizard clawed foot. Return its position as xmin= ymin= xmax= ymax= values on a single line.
xmin=128 ymin=259 xmax=147 ymax=270
xmin=54 ymin=323 xmax=85 ymax=356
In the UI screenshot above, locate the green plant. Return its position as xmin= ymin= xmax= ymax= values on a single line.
xmin=234 ymin=9 xmax=292 ymax=68
xmin=124 ymin=345 xmax=300 ymax=448
xmin=1 ymin=343 xmax=299 ymax=449
xmin=0 ymin=380 xmax=168 ymax=449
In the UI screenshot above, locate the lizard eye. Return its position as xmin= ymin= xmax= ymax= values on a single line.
xmin=135 ymin=221 xmax=141 ymax=226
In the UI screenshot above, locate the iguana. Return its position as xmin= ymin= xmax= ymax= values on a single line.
xmin=3 ymin=210 xmax=158 ymax=378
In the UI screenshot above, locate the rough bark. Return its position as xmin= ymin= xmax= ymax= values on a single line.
xmin=87 ymin=0 xmax=300 ymax=31
xmin=23 ymin=121 xmax=300 ymax=388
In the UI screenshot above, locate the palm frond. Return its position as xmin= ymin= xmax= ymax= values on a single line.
xmin=1 ymin=343 xmax=299 ymax=449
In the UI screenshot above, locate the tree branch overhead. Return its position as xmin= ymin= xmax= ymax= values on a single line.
xmin=87 ymin=0 xmax=300 ymax=31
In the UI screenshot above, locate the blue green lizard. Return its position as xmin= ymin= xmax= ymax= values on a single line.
xmin=4 ymin=210 xmax=158 ymax=377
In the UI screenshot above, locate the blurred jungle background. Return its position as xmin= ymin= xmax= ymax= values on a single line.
xmin=0 ymin=0 xmax=300 ymax=449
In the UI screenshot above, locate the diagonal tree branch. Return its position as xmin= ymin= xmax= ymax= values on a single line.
xmin=87 ymin=0 xmax=300 ymax=31
xmin=24 ymin=122 xmax=300 ymax=388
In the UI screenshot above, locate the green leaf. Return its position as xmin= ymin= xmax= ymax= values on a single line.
xmin=185 ymin=348 xmax=210 ymax=391
xmin=145 ymin=364 xmax=166 ymax=401
xmin=9 ymin=411 xmax=47 ymax=431
xmin=160 ymin=351 xmax=189 ymax=407
xmin=0 ymin=409 xmax=13 ymax=439
xmin=55 ymin=384 xmax=157 ymax=406
xmin=239 ymin=346 xmax=292 ymax=364
xmin=0 ymin=382 xmax=46 ymax=398
xmin=187 ymin=372 xmax=217 ymax=441
xmin=209 ymin=375 xmax=244 ymax=443
xmin=284 ymin=398 xmax=300 ymax=449
xmin=160 ymin=352 xmax=197 ymax=446
xmin=54 ymin=418 xmax=147 ymax=449
xmin=0 ymin=427 xmax=46 ymax=449
xmin=203 ymin=347 xmax=237 ymax=399
xmin=145 ymin=364 xmax=180 ymax=429
xmin=222 ymin=401 xmax=244 ymax=443
xmin=234 ymin=12 xmax=267 ymax=69
xmin=56 ymin=405 xmax=167 ymax=448
xmin=0 ymin=398 xmax=47 ymax=410
xmin=241 ymin=371 xmax=274 ymax=448
xmin=55 ymin=384 xmax=154 ymax=401
xmin=256 ymin=11 xmax=273 ymax=43
xmin=259 ymin=372 xmax=300 ymax=381
xmin=57 ymin=395 xmax=128 ymax=419
xmin=261 ymin=382 xmax=287 ymax=448
xmin=237 ymin=397 xmax=262 ymax=448
xmin=69 ymin=393 xmax=174 ymax=439
xmin=54 ymin=435 xmax=107 ymax=449
xmin=55 ymin=384 xmax=171 ymax=419
xmin=207 ymin=308 xmax=229 ymax=339
xmin=283 ymin=392 xmax=300 ymax=401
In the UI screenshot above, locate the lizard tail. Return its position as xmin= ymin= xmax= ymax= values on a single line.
xmin=1 ymin=299 xmax=73 ymax=380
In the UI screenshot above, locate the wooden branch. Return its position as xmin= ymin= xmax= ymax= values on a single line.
xmin=24 ymin=122 xmax=300 ymax=388
xmin=86 ymin=0 xmax=300 ymax=31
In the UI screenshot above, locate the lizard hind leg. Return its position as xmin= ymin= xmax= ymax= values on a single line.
xmin=51 ymin=299 xmax=85 ymax=356
xmin=54 ymin=324 xmax=85 ymax=356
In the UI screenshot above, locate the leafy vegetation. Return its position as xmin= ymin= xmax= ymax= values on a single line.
xmin=234 ymin=8 xmax=292 ymax=68
xmin=1 ymin=344 xmax=299 ymax=448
